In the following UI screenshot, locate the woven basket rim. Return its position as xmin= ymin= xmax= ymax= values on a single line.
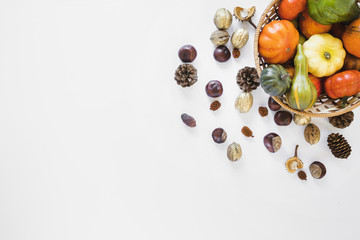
xmin=253 ymin=0 xmax=360 ymax=118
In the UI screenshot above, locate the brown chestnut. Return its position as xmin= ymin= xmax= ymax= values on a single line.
xmin=268 ymin=97 xmax=281 ymax=111
xmin=309 ymin=161 xmax=326 ymax=179
xmin=212 ymin=128 xmax=227 ymax=144
xmin=263 ymin=133 xmax=282 ymax=153
xmin=274 ymin=111 xmax=292 ymax=126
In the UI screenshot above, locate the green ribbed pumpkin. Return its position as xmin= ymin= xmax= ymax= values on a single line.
xmin=260 ymin=64 xmax=292 ymax=96
xmin=286 ymin=44 xmax=318 ymax=110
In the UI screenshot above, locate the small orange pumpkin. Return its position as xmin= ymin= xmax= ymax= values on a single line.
xmin=278 ymin=0 xmax=307 ymax=20
xmin=259 ymin=20 xmax=299 ymax=64
xmin=299 ymin=10 xmax=332 ymax=39
xmin=342 ymin=19 xmax=360 ymax=58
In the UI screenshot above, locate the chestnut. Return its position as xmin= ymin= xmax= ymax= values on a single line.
xmin=268 ymin=97 xmax=281 ymax=111
xmin=263 ymin=133 xmax=282 ymax=153
xmin=212 ymin=128 xmax=227 ymax=144
xmin=274 ymin=111 xmax=292 ymax=126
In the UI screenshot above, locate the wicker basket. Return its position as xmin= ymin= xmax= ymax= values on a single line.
xmin=254 ymin=0 xmax=360 ymax=117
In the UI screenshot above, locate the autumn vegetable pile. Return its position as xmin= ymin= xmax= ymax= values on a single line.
xmin=258 ymin=0 xmax=360 ymax=110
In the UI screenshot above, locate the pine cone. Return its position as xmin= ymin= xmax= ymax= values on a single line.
xmin=174 ymin=64 xmax=198 ymax=87
xmin=327 ymin=133 xmax=352 ymax=159
xmin=329 ymin=111 xmax=354 ymax=129
xmin=236 ymin=67 xmax=259 ymax=92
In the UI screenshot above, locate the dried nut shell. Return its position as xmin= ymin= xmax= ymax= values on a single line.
xmin=309 ymin=161 xmax=326 ymax=179
xmin=285 ymin=145 xmax=303 ymax=173
xmin=286 ymin=157 xmax=304 ymax=173
xmin=294 ymin=114 xmax=311 ymax=126
xmin=304 ymin=123 xmax=320 ymax=145
xmin=231 ymin=28 xmax=249 ymax=49
xmin=235 ymin=92 xmax=253 ymax=113
xmin=234 ymin=6 xmax=256 ymax=21
xmin=210 ymin=30 xmax=230 ymax=46
xmin=214 ymin=8 xmax=232 ymax=30
xmin=263 ymin=133 xmax=282 ymax=153
xmin=227 ymin=142 xmax=242 ymax=161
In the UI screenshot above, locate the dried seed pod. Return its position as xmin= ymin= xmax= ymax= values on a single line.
xmin=214 ymin=8 xmax=232 ymax=30
xmin=231 ymin=28 xmax=249 ymax=49
xmin=263 ymin=133 xmax=282 ymax=153
xmin=232 ymin=48 xmax=240 ymax=58
xmin=309 ymin=161 xmax=326 ymax=179
xmin=181 ymin=113 xmax=196 ymax=127
xmin=235 ymin=92 xmax=253 ymax=113
xmin=233 ymin=6 xmax=257 ymax=28
xmin=304 ymin=123 xmax=320 ymax=145
xmin=241 ymin=126 xmax=254 ymax=137
xmin=258 ymin=106 xmax=268 ymax=117
xmin=210 ymin=100 xmax=221 ymax=111
xmin=210 ymin=30 xmax=230 ymax=46
xmin=297 ymin=170 xmax=307 ymax=180
xmin=285 ymin=145 xmax=304 ymax=173
xmin=293 ymin=114 xmax=311 ymax=126
xmin=227 ymin=142 xmax=242 ymax=161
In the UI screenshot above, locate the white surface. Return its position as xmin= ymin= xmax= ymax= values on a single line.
xmin=0 ymin=0 xmax=359 ymax=239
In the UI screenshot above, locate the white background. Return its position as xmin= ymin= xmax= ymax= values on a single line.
xmin=0 ymin=0 xmax=359 ymax=239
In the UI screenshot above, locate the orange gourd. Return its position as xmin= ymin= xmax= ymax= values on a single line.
xmin=259 ymin=20 xmax=299 ymax=64
xmin=342 ymin=19 xmax=360 ymax=58
xmin=299 ymin=10 xmax=332 ymax=39
xmin=278 ymin=0 xmax=307 ymax=20
xmin=324 ymin=70 xmax=360 ymax=99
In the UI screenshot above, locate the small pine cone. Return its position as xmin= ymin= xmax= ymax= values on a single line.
xmin=236 ymin=66 xmax=259 ymax=92
xmin=329 ymin=111 xmax=354 ymax=129
xmin=174 ymin=64 xmax=198 ymax=87
xmin=327 ymin=133 xmax=352 ymax=159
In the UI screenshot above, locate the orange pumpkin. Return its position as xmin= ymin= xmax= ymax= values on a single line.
xmin=299 ymin=10 xmax=332 ymax=39
xmin=259 ymin=20 xmax=299 ymax=64
xmin=342 ymin=19 xmax=360 ymax=58
xmin=278 ymin=0 xmax=307 ymax=20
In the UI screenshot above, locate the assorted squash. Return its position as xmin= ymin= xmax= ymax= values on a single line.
xmin=303 ymin=33 xmax=346 ymax=77
xmin=259 ymin=20 xmax=299 ymax=64
xmin=286 ymin=44 xmax=318 ymax=110
xmin=258 ymin=0 xmax=360 ymax=110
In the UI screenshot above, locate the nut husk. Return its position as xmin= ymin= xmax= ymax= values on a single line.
xmin=210 ymin=30 xmax=230 ymax=46
xmin=285 ymin=145 xmax=304 ymax=173
xmin=227 ymin=142 xmax=242 ymax=161
xmin=214 ymin=8 xmax=232 ymax=30
xmin=233 ymin=6 xmax=257 ymax=28
xmin=231 ymin=28 xmax=249 ymax=49
xmin=304 ymin=124 xmax=320 ymax=145
xmin=293 ymin=114 xmax=311 ymax=126
xmin=235 ymin=92 xmax=253 ymax=113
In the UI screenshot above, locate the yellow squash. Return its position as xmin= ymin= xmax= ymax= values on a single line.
xmin=303 ymin=33 xmax=346 ymax=77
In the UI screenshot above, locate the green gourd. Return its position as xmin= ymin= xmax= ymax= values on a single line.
xmin=286 ymin=44 xmax=318 ymax=110
xmin=260 ymin=64 xmax=292 ymax=96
